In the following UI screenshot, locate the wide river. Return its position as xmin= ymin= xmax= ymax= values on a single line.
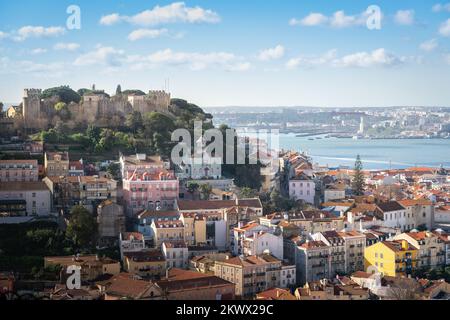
xmin=279 ymin=133 xmax=450 ymax=170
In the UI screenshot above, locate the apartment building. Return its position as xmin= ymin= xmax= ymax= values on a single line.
xmin=289 ymin=174 xmax=315 ymax=204
xmin=162 ymin=241 xmax=188 ymax=269
xmin=286 ymin=210 xmax=345 ymax=234
xmin=393 ymin=231 xmax=446 ymax=269
xmin=0 ymin=181 xmax=51 ymax=216
xmin=311 ymin=231 xmax=346 ymax=277
xmin=120 ymin=154 xmax=179 ymax=215
xmin=97 ymin=200 xmax=125 ymax=238
xmin=364 ymin=240 xmax=419 ymax=277
xmin=119 ymin=232 xmax=146 ymax=260
xmin=289 ymin=239 xmax=332 ymax=286
xmin=122 ymin=250 xmax=166 ymax=279
xmin=375 ymin=201 xmax=411 ymax=232
xmin=44 ymin=255 xmax=120 ymax=282
xmin=151 ymin=220 xmax=184 ymax=247
xmin=0 ymin=159 xmax=38 ymax=182
xmin=338 ymin=231 xmax=366 ymax=274
xmin=398 ymin=199 xmax=434 ymax=230
xmin=43 ymin=175 xmax=117 ymax=213
xmin=44 ymin=152 xmax=69 ymax=177
xmin=214 ymin=254 xmax=285 ymax=298
xmin=232 ymin=222 xmax=271 ymax=256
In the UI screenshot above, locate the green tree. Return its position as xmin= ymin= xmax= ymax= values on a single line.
xmin=107 ymin=162 xmax=121 ymax=179
xmin=352 ymin=155 xmax=365 ymax=196
xmin=239 ymin=187 xmax=258 ymax=198
xmin=199 ymin=184 xmax=212 ymax=200
xmin=66 ymin=206 xmax=98 ymax=249
xmin=187 ymin=182 xmax=199 ymax=194
xmin=125 ymin=111 xmax=143 ymax=133
xmin=41 ymin=86 xmax=81 ymax=104
xmin=116 ymin=84 xmax=122 ymax=95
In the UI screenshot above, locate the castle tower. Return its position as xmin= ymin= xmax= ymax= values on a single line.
xmin=23 ymin=89 xmax=42 ymax=130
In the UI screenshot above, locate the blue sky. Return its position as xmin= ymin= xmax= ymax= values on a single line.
xmin=0 ymin=0 xmax=450 ymax=107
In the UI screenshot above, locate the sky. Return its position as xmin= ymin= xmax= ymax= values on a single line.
xmin=0 ymin=0 xmax=450 ymax=107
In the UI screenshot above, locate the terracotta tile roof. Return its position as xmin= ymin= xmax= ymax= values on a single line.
xmin=351 ymin=271 xmax=373 ymax=279
xmin=398 ymin=199 xmax=433 ymax=207
xmin=45 ymin=152 xmax=69 ymax=161
xmin=382 ymin=240 xmax=418 ymax=252
xmin=153 ymin=220 xmax=184 ymax=228
xmin=97 ymin=273 xmax=156 ymax=299
xmin=177 ymin=198 xmax=262 ymax=210
xmin=121 ymin=232 xmax=144 ymax=241
xmin=256 ymin=288 xmax=296 ymax=300
xmin=123 ymin=250 xmax=165 ymax=262
xmin=163 ymin=241 xmax=188 ymax=249
xmin=299 ymin=240 xmax=329 ymax=249
xmin=138 ymin=210 xmax=180 ymax=220
xmin=0 ymin=181 xmax=49 ymax=191
xmin=156 ymin=268 xmax=233 ymax=292
xmin=376 ymin=201 xmax=405 ymax=212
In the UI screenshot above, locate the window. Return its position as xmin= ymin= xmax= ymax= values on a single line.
xmin=380 ymin=253 xmax=383 ymax=259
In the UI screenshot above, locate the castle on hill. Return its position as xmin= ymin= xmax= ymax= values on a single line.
xmin=1 ymin=87 xmax=171 ymax=133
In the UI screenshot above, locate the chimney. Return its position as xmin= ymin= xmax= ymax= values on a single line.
xmin=401 ymin=240 xmax=409 ymax=251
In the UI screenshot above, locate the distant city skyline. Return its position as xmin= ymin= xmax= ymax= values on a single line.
xmin=1 ymin=0 xmax=450 ymax=107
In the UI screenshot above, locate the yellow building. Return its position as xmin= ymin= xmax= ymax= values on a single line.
xmin=123 ymin=250 xmax=166 ymax=279
xmin=364 ymin=240 xmax=418 ymax=277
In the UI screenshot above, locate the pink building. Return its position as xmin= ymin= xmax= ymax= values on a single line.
xmin=0 ymin=159 xmax=38 ymax=182
xmin=120 ymin=154 xmax=179 ymax=215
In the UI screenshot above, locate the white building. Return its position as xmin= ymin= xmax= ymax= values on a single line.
xmin=162 ymin=241 xmax=188 ymax=269
xmin=233 ymin=222 xmax=270 ymax=256
xmin=289 ymin=174 xmax=315 ymax=204
xmin=323 ymin=184 xmax=346 ymax=203
xmin=375 ymin=201 xmax=412 ymax=232
xmin=398 ymin=199 xmax=434 ymax=230
xmin=119 ymin=232 xmax=146 ymax=260
xmin=242 ymin=231 xmax=284 ymax=260
xmin=281 ymin=264 xmax=297 ymax=288
xmin=0 ymin=181 xmax=52 ymax=216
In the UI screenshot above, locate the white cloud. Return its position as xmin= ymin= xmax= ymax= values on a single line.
xmin=31 ymin=48 xmax=48 ymax=55
xmin=0 ymin=31 xmax=9 ymax=39
xmin=334 ymin=48 xmax=403 ymax=68
xmin=128 ymin=28 xmax=168 ymax=41
xmin=131 ymin=49 xmax=248 ymax=71
xmin=286 ymin=49 xmax=337 ymax=69
xmin=290 ymin=10 xmax=377 ymax=28
xmin=420 ymin=39 xmax=438 ymax=52
xmin=74 ymin=45 xmax=126 ymax=66
xmin=432 ymin=3 xmax=450 ymax=12
xmin=330 ymin=11 xmax=366 ymax=28
xmin=287 ymin=48 xmax=405 ymax=69
xmin=290 ymin=13 xmax=328 ymax=26
xmin=15 ymin=26 xmax=65 ymax=41
xmin=54 ymin=42 xmax=80 ymax=51
xmin=74 ymin=46 xmax=249 ymax=72
xmin=99 ymin=13 xmax=122 ymax=26
xmin=439 ymin=19 xmax=450 ymax=36
xmin=258 ymin=45 xmax=285 ymax=61
xmin=0 ymin=56 xmax=65 ymax=76
xmin=100 ymin=2 xmax=220 ymax=26
xmin=394 ymin=10 xmax=415 ymax=25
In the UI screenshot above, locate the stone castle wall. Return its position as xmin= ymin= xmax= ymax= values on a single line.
xmin=18 ymin=89 xmax=171 ymax=130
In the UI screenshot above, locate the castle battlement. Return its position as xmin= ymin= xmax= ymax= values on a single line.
xmin=24 ymin=89 xmax=42 ymax=97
